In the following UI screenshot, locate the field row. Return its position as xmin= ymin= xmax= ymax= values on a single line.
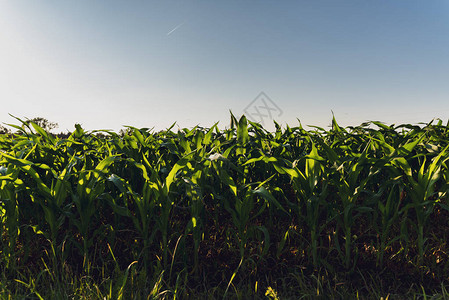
xmin=2 ymin=115 xmax=449 ymax=297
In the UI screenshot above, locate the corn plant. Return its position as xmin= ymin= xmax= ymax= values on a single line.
xmin=391 ymin=145 xmax=449 ymax=263
xmin=0 ymin=164 xmax=20 ymax=269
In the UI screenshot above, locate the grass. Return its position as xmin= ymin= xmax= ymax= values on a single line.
xmin=2 ymin=114 xmax=449 ymax=299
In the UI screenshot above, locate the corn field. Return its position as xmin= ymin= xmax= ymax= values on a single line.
xmin=2 ymin=114 xmax=449 ymax=298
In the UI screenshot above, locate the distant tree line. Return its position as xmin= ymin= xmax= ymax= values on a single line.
xmin=0 ymin=117 xmax=75 ymax=138
xmin=1 ymin=117 xmax=58 ymax=134
xmin=0 ymin=117 xmax=117 ymax=139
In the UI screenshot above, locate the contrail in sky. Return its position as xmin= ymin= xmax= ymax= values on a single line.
xmin=166 ymin=22 xmax=184 ymax=36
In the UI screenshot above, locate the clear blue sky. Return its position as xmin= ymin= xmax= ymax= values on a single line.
xmin=1 ymin=1 xmax=448 ymax=132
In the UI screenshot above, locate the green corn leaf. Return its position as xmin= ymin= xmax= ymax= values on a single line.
xmin=166 ymin=154 xmax=193 ymax=192
xmin=257 ymin=225 xmax=271 ymax=256
xmin=396 ymin=135 xmax=424 ymax=157
xmin=95 ymin=155 xmax=119 ymax=172
xmin=237 ymin=115 xmax=249 ymax=145
xmin=30 ymin=121 xmax=55 ymax=144
xmin=215 ymin=167 xmax=237 ymax=197
xmin=253 ymin=186 xmax=288 ymax=214
xmin=108 ymin=174 xmax=128 ymax=193
xmin=372 ymin=121 xmax=393 ymax=131
xmin=0 ymin=153 xmax=33 ymax=167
